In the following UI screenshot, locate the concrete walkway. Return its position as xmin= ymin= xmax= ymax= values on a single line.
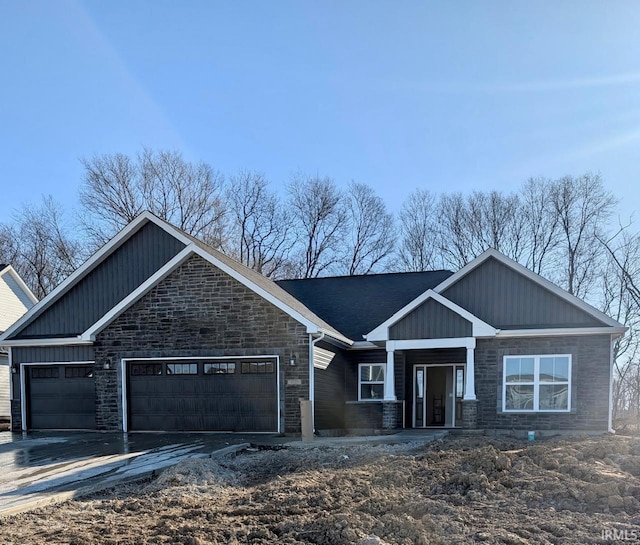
xmin=0 ymin=429 xmax=445 ymax=516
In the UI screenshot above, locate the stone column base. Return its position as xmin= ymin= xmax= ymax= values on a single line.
xmin=461 ymin=399 xmax=479 ymax=429
xmin=382 ymin=401 xmax=403 ymax=429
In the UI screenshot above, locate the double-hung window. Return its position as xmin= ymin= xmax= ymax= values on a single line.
xmin=503 ymin=355 xmax=571 ymax=412
xmin=359 ymin=363 xmax=385 ymax=400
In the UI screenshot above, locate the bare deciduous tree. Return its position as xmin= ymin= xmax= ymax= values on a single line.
xmin=224 ymin=171 xmax=293 ymax=278
xmin=520 ymin=177 xmax=561 ymax=274
xmin=550 ymin=173 xmax=616 ymax=298
xmin=79 ymin=148 xmax=225 ymax=247
xmin=599 ymin=227 xmax=640 ymax=426
xmin=1 ymin=196 xmax=83 ymax=299
xmin=414 ymin=190 xmax=524 ymax=271
xmin=342 ymin=182 xmax=395 ymax=275
xmin=287 ymin=174 xmax=347 ymax=278
xmin=397 ymin=189 xmax=440 ymax=271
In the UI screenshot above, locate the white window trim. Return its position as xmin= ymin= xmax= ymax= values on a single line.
xmin=358 ymin=362 xmax=386 ymax=402
xmin=502 ymin=354 xmax=572 ymax=413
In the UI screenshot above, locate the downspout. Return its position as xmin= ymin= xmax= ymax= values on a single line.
xmin=309 ymin=332 xmax=325 ymax=433
xmin=608 ymin=333 xmax=616 ymax=434
xmin=7 ymin=347 xmax=12 ymax=403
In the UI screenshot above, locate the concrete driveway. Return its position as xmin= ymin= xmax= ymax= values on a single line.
xmin=0 ymin=431 xmax=283 ymax=516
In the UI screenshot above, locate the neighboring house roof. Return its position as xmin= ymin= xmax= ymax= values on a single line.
xmin=0 ymin=265 xmax=38 ymax=334
xmin=276 ymin=270 xmax=453 ymax=340
xmin=0 ymin=212 xmax=351 ymax=346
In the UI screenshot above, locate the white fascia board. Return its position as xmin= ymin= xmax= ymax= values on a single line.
xmin=350 ymin=341 xmax=384 ymax=350
xmin=0 ymin=266 xmax=38 ymax=305
xmin=82 ymin=246 xmax=194 ymax=340
xmin=433 ymin=248 xmax=624 ymax=329
xmin=191 ymin=245 xmax=352 ymax=345
xmin=1 ymin=337 xmax=93 ymax=347
xmin=0 ymin=212 xmax=188 ymax=343
xmin=496 ymin=326 xmax=628 ymax=338
xmin=387 ymin=337 xmax=476 ymax=351
xmin=365 ymin=289 xmax=496 ymax=342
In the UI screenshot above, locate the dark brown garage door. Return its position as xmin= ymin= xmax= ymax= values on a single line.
xmin=28 ymin=365 xmax=96 ymax=429
xmin=127 ymin=358 xmax=278 ymax=432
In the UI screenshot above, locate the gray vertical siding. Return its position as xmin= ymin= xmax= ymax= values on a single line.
xmin=390 ymin=299 xmax=472 ymax=340
xmin=12 ymin=345 xmax=95 ymax=364
xmin=314 ymin=341 xmax=348 ymax=430
xmin=443 ymin=257 xmax=605 ymax=329
xmin=15 ymin=222 xmax=185 ymax=338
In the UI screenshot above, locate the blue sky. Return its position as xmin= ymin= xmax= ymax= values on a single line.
xmin=1 ymin=1 xmax=639 ymax=223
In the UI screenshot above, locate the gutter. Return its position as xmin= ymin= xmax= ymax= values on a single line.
xmin=309 ymin=332 xmax=325 ymax=433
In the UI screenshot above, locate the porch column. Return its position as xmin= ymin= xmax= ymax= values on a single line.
xmin=464 ymin=346 xmax=477 ymax=400
xmin=384 ymin=344 xmax=396 ymax=400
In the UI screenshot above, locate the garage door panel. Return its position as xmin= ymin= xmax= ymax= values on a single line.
xmin=28 ymin=365 xmax=96 ymax=429
xmin=128 ymin=359 xmax=277 ymax=432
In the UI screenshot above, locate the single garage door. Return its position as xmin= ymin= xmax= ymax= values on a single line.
xmin=28 ymin=364 xmax=96 ymax=429
xmin=127 ymin=357 xmax=278 ymax=432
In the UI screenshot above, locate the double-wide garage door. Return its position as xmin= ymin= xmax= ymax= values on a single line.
xmin=28 ymin=364 xmax=96 ymax=429
xmin=127 ymin=358 xmax=278 ymax=432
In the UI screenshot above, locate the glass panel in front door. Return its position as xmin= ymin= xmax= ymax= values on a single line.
xmin=414 ymin=366 xmax=426 ymax=427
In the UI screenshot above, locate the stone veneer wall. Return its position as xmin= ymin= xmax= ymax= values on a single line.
xmin=93 ymin=255 xmax=310 ymax=433
xmin=474 ymin=334 xmax=611 ymax=431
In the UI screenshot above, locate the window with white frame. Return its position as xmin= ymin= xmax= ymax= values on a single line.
xmin=503 ymin=355 xmax=571 ymax=412
xmin=359 ymin=363 xmax=385 ymax=400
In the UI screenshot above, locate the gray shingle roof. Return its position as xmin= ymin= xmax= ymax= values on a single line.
xmin=276 ymin=270 xmax=454 ymax=340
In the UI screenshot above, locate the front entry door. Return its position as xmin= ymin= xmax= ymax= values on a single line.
xmin=413 ymin=365 xmax=460 ymax=428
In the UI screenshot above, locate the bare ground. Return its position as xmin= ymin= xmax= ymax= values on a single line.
xmin=1 ymin=434 xmax=640 ymax=545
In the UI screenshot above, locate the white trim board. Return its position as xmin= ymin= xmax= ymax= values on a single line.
xmin=1 ymin=337 xmax=93 ymax=347
xmin=496 ymin=327 xmax=627 ymax=338
xmin=366 ymin=290 xmax=496 ymax=342
xmin=121 ymin=355 xmax=281 ymax=434
xmin=433 ymin=248 xmax=624 ymax=329
xmin=0 ymin=212 xmax=191 ymax=343
xmin=83 ymin=243 xmax=351 ymax=345
xmin=387 ymin=337 xmax=476 ymax=351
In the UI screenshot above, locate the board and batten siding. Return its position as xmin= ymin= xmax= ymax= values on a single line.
xmin=313 ymin=341 xmax=348 ymax=430
xmin=443 ymin=257 xmax=606 ymax=329
xmin=14 ymin=222 xmax=185 ymax=339
xmin=11 ymin=345 xmax=95 ymax=365
xmin=390 ymin=298 xmax=472 ymax=340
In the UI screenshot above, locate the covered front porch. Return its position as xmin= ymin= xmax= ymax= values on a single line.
xmin=344 ymin=337 xmax=479 ymax=431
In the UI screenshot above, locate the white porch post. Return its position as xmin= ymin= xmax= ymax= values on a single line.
xmin=464 ymin=346 xmax=477 ymax=401
xmin=384 ymin=342 xmax=396 ymax=401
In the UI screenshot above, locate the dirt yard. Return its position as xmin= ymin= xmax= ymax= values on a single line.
xmin=1 ymin=434 xmax=640 ymax=545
